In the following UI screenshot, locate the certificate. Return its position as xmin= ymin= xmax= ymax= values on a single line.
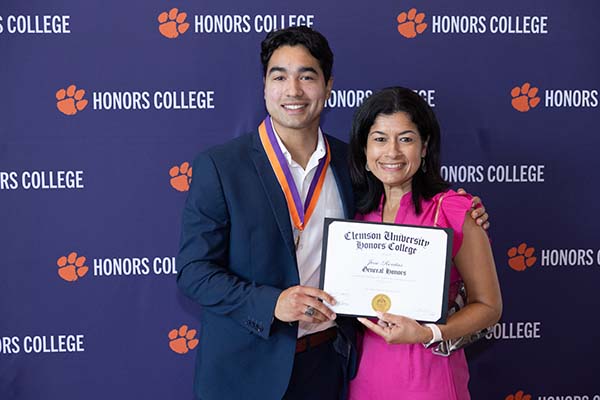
xmin=319 ymin=218 xmax=453 ymax=323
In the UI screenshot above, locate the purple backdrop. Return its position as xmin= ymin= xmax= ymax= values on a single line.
xmin=1 ymin=0 xmax=599 ymax=399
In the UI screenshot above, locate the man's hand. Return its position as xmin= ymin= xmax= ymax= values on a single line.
xmin=274 ymin=286 xmax=337 ymax=323
xmin=357 ymin=313 xmax=431 ymax=344
xmin=457 ymin=188 xmax=490 ymax=230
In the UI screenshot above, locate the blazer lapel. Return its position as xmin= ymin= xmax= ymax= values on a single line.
xmin=250 ymin=133 xmax=297 ymax=262
xmin=327 ymin=135 xmax=355 ymax=219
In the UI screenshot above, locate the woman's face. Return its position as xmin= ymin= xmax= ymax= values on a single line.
xmin=365 ymin=112 xmax=427 ymax=192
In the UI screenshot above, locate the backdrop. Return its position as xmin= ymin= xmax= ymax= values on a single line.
xmin=1 ymin=0 xmax=599 ymax=399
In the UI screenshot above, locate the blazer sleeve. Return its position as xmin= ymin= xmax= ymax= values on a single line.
xmin=176 ymin=152 xmax=282 ymax=339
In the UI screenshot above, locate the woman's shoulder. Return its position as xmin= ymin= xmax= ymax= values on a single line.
xmin=429 ymin=190 xmax=474 ymax=231
xmin=433 ymin=189 xmax=473 ymax=213
xmin=431 ymin=190 xmax=475 ymax=257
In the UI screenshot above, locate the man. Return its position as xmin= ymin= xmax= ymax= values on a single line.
xmin=177 ymin=26 xmax=488 ymax=400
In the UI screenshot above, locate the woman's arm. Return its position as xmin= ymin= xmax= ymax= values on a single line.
xmin=437 ymin=213 xmax=502 ymax=340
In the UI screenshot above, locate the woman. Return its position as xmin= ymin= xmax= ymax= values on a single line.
xmin=347 ymin=87 xmax=502 ymax=399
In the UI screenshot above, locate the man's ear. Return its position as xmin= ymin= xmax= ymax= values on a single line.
xmin=325 ymin=76 xmax=334 ymax=104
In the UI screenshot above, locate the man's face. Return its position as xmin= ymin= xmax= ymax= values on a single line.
xmin=264 ymin=45 xmax=332 ymax=136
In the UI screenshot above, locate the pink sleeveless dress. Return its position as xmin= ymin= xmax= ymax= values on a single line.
xmin=348 ymin=190 xmax=472 ymax=400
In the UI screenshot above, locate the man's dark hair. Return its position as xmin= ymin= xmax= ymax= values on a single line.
xmin=349 ymin=87 xmax=450 ymax=215
xmin=261 ymin=26 xmax=334 ymax=83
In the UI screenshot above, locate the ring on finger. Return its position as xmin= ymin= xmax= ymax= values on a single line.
xmin=304 ymin=306 xmax=316 ymax=317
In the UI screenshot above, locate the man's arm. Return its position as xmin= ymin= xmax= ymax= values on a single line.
xmin=176 ymin=153 xmax=281 ymax=339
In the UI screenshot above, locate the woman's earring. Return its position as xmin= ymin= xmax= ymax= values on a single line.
xmin=421 ymin=157 xmax=427 ymax=173
xmin=365 ymin=163 xmax=371 ymax=172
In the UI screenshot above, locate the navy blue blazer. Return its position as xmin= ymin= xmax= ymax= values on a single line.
xmin=177 ymin=131 xmax=357 ymax=400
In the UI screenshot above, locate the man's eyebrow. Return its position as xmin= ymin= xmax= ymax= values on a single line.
xmin=267 ymin=66 xmax=319 ymax=75
xmin=267 ymin=66 xmax=286 ymax=75
xmin=298 ymin=67 xmax=318 ymax=74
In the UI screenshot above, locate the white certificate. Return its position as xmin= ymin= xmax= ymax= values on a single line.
xmin=319 ymin=218 xmax=453 ymax=323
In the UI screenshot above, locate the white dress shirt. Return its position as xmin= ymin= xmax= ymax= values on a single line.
xmin=272 ymin=122 xmax=345 ymax=338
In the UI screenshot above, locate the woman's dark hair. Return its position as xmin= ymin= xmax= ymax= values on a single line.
xmin=349 ymin=86 xmax=450 ymax=215
xmin=260 ymin=26 xmax=333 ymax=83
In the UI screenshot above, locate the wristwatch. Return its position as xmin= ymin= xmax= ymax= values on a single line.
xmin=423 ymin=323 xmax=443 ymax=348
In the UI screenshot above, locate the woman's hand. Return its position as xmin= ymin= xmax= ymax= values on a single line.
xmin=357 ymin=312 xmax=432 ymax=344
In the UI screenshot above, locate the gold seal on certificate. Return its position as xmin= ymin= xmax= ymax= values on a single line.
xmin=371 ymin=294 xmax=391 ymax=313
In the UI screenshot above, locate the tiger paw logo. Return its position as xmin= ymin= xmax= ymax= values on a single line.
xmin=397 ymin=8 xmax=427 ymax=38
xmin=168 ymin=325 xmax=199 ymax=354
xmin=158 ymin=8 xmax=190 ymax=39
xmin=169 ymin=161 xmax=192 ymax=192
xmin=57 ymin=252 xmax=89 ymax=282
xmin=508 ymin=243 xmax=537 ymax=271
xmin=505 ymin=390 xmax=532 ymax=400
xmin=511 ymin=82 xmax=541 ymax=112
xmin=56 ymin=85 xmax=88 ymax=116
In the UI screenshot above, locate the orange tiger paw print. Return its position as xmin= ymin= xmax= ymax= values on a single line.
xmin=505 ymin=390 xmax=532 ymax=400
xmin=168 ymin=325 xmax=198 ymax=354
xmin=56 ymin=85 xmax=88 ymax=116
xmin=57 ymin=252 xmax=89 ymax=282
xmin=511 ymin=83 xmax=541 ymax=112
xmin=158 ymin=8 xmax=190 ymax=39
xmin=397 ymin=8 xmax=427 ymax=38
xmin=169 ymin=162 xmax=192 ymax=192
xmin=508 ymin=243 xmax=537 ymax=271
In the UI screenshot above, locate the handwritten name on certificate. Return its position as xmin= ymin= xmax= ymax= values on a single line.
xmin=319 ymin=219 xmax=453 ymax=323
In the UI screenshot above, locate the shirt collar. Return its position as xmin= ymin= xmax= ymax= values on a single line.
xmin=269 ymin=116 xmax=326 ymax=169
